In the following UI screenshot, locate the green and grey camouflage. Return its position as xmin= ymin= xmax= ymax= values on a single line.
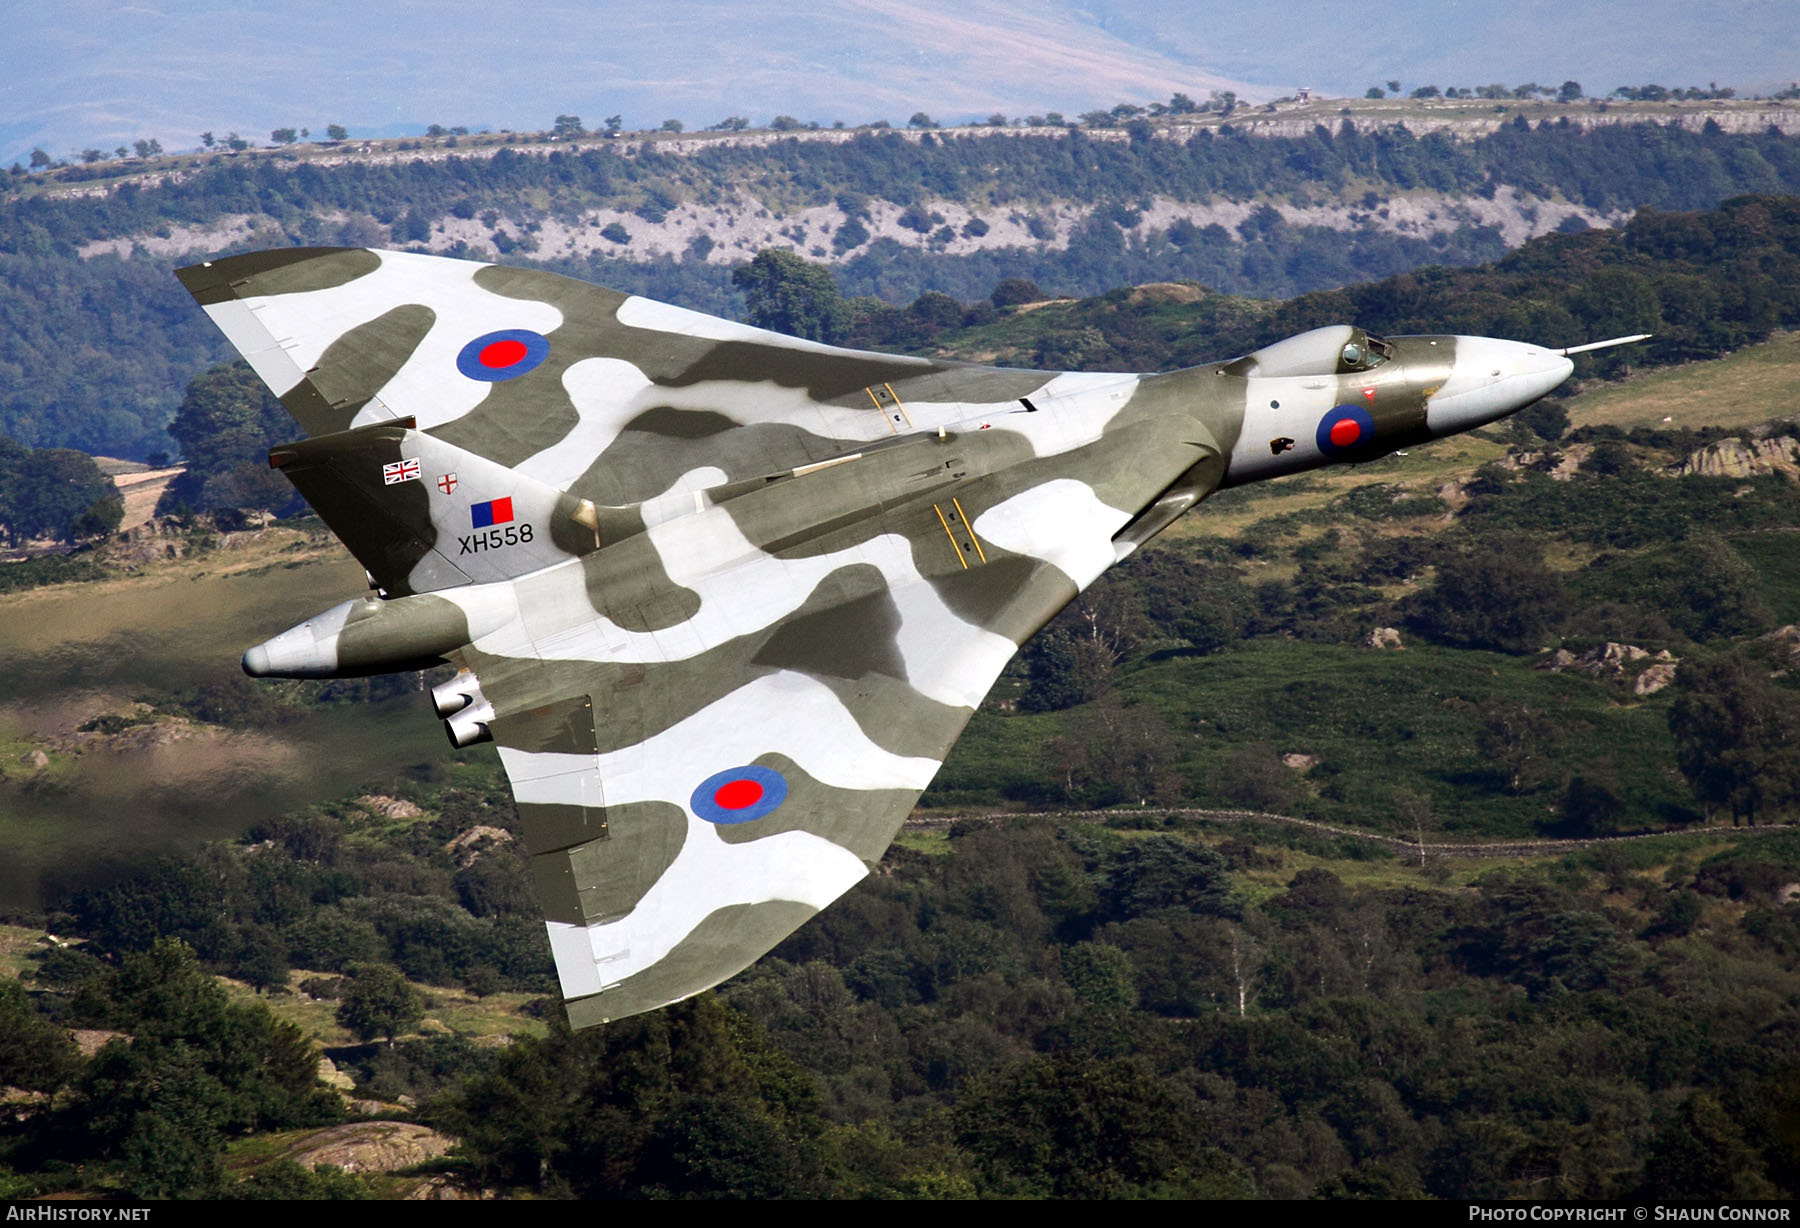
xmin=178 ymin=246 xmax=1616 ymax=1026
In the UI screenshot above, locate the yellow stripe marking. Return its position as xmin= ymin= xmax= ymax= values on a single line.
xmin=884 ymin=383 xmax=914 ymax=428
xmin=932 ymin=503 xmax=968 ymax=569
xmin=866 ymin=386 xmax=898 ymax=434
xmin=950 ymin=497 xmax=986 ymax=563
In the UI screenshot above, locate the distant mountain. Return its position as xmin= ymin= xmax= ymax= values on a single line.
xmin=8 ymin=114 xmax=1800 ymax=457
xmin=7 ymin=0 xmax=1799 ymax=167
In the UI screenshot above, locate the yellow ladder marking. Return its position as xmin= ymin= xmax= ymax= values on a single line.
xmin=949 ymin=497 xmax=986 ymax=564
xmin=865 ymin=383 xmax=914 ymax=433
xmin=884 ymin=383 xmax=914 ymax=428
xmin=932 ymin=503 xmax=968 ymax=570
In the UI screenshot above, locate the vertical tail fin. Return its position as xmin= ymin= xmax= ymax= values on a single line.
xmin=271 ymin=421 xmax=600 ymax=596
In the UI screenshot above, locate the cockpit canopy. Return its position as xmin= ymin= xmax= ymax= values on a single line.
xmin=1228 ymin=325 xmax=1393 ymax=378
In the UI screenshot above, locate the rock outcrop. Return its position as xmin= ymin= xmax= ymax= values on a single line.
xmin=289 ymin=1121 xmax=455 ymax=1173
xmin=356 ymin=794 xmax=424 ymax=820
xmin=444 ymin=825 xmax=514 ymax=867
xmin=1763 ymin=624 xmax=1800 ymax=661
xmin=1539 ymin=642 xmax=1679 ymax=694
xmin=1674 ymin=436 xmax=1800 ymax=481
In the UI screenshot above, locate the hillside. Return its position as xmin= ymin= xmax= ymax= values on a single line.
xmin=8 ymin=106 xmax=1800 ymax=457
xmin=2 ymin=323 xmax=1799 ymax=1194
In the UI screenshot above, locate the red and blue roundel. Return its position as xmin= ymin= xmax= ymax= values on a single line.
xmin=1316 ymin=404 xmax=1376 ymax=456
xmin=690 ymin=765 xmax=789 ymax=825
xmin=456 ymin=329 xmax=550 ymax=382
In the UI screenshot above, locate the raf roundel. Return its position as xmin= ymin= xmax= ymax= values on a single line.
xmin=456 ymin=329 xmax=550 ymax=382
xmin=690 ymin=765 xmax=789 ymax=825
xmin=1315 ymin=404 xmax=1377 ymax=457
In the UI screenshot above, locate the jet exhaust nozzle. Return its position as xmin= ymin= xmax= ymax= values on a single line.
xmin=445 ymin=700 xmax=496 ymax=748
xmin=432 ymin=671 xmax=486 ymax=718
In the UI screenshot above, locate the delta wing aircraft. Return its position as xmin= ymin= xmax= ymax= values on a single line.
xmin=178 ymin=247 xmax=1642 ymax=1027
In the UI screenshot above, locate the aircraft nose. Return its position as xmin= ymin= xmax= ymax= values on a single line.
xmin=1498 ymin=339 xmax=1575 ymax=405
xmin=1427 ymin=337 xmax=1573 ymax=434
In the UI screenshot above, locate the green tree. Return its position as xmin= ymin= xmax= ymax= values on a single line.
xmin=1669 ymin=656 xmax=1800 ymax=824
xmin=66 ymin=940 xmax=337 ymax=1196
xmin=270 ymin=127 xmax=298 ymax=145
xmin=70 ymin=492 xmax=123 ymax=541
xmin=1216 ymin=743 xmax=1299 ymax=812
xmin=1019 ymin=625 xmax=1115 ymax=711
xmin=0 ymin=980 xmax=81 ymax=1095
xmin=552 ymin=114 xmax=584 ymax=138
xmin=1048 ymin=695 xmax=1182 ymax=805
xmin=1404 ymin=534 xmax=1569 ymax=652
xmin=236 ymin=925 xmax=291 ymax=994
xmin=1518 ymin=399 xmax=1569 ymax=441
xmin=990 ymin=277 xmax=1043 ymax=308
xmin=1060 ymin=942 xmax=1138 ymax=1010
xmin=1555 ymin=772 xmax=1627 ymax=837
xmin=1475 ymin=699 xmax=1556 ymax=794
xmin=1637 ymin=1093 xmax=1780 ymax=1199
xmin=0 ymin=441 xmax=120 ymax=545
xmin=156 ymin=361 xmax=296 ymax=516
xmin=731 ymin=249 xmax=851 ymax=343
xmin=441 ymin=997 xmax=824 ymax=1196
xmin=335 ymin=962 xmax=424 ymax=1044
xmin=1101 ymin=836 xmax=1236 ymax=922
xmin=325 ymin=124 xmax=349 ymax=142
xmin=1661 ymin=533 xmax=1774 ymax=640
xmin=956 ymin=1053 xmax=1244 ymax=1197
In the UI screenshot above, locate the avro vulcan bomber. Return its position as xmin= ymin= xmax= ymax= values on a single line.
xmin=177 ymin=248 xmax=1643 ymax=1027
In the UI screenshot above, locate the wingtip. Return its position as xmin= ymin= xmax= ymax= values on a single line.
xmin=174 ymin=247 xmax=369 ymax=304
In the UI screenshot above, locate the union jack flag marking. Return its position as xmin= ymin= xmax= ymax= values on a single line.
xmin=383 ymin=458 xmax=421 ymax=485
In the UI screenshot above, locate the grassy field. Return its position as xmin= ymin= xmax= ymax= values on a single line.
xmin=1561 ymin=331 xmax=1800 ymax=430
xmin=931 ymin=638 xmax=1694 ymax=839
xmin=0 ymin=529 xmax=458 ymax=909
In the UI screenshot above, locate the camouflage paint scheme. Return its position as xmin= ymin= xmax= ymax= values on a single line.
xmin=177 ymin=247 xmax=1574 ymax=1027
